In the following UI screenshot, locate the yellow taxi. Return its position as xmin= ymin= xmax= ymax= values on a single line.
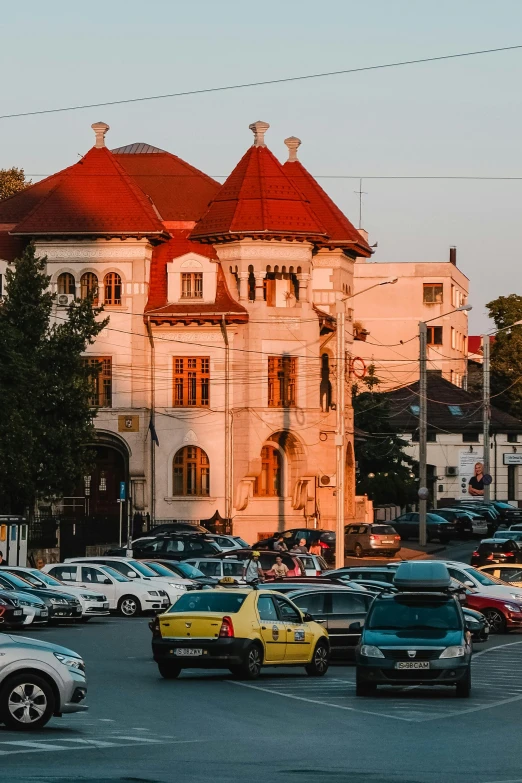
xmin=151 ymin=582 xmax=330 ymax=680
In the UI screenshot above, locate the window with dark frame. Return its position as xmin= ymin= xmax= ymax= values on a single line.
xmin=172 ymin=446 xmax=210 ymax=496
xmin=427 ymin=326 xmax=443 ymax=345
xmin=254 ymin=446 xmax=282 ymax=496
xmin=423 ymin=283 xmax=443 ymax=304
xmin=508 ymin=433 xmax=519 ymax=443
xmin=83 ymin=356 xmax=112 ymax=407
xmin=57 ymin=272 xmax=75 ymax=295
xmin=462 ymin=432 xmax=480 ymax=443
xmin=80 ymin=272 xmax=98 ymax=304
xmin=268 ymin=356 xmax=297 ymax=407
xmin=173 ymin=357 xmax=210 ymax=407
xmin=181 ymin=272 xmax=203 ymax=299
xmin=104 ymin=272 xmax=122 ymax=305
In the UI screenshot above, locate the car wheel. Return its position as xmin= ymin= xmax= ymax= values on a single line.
xmin=238 ymin=643 xmax=263 ymax=679
xmin=0 ymin=674 xmax=55 ymax=731
xmin=354 ymin=544 xmax=364 ymax=559
xmin=158 ymin=662 xmax=181 ymax=680
xmin=355 ymin=669 xmax=376 ymax=696
xmin=483 ymin=608 xmax=507 ymax=634
xmin=305 ymin=641 xmax=329 ymax=676
xmin=117 ymin=595 xmax=141 ymax=617
xmin=455 ymin=667 xmax=471 ymax=698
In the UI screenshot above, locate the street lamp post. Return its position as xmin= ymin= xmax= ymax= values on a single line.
xmin=418 ymin=304 xmax=472 ymax=547
xmin=334 ymin=277 xmax=398 ymax=570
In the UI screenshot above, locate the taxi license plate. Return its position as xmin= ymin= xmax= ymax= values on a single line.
xmin=13 ymin=610 xmax=22 ymax=616
xmin=174 ymin=649 xmax=203 ymax=657
xmin=396 ymin=661 xmax=430 ymax=670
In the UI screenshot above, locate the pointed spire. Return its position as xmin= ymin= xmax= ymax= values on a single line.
xmin=284 ymin=136 xmax=301 ymax=162
xmin=91 ymin=121 xmax=110 ymax=148
xmin=248 ymin=120 xmax=270 ymax=148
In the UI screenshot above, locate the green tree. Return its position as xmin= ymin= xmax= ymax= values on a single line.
xmin=0 ymin=167 xmax=31 ymax=201
xmin=0 ymin=244 xmax=108 ymax=514
xmin=353 ymin=365 xmax=418 ymax=506
xmin=485 ymin=294 xmax=522 ymax=418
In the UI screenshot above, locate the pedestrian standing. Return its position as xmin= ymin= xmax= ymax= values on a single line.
xmin=243 ymin=551 xmax=264 ymax=584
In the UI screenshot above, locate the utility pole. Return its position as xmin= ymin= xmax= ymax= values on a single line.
xmin=220 ymin=317 xmax=232 ymax=527
xmin=418 ymin=321 xmax=428 ymax=546
xmin=354 ymin=178 xmax=367 ymax=230
xmin=483 ymin=335 xmax=491 ymax=501
xmin=335 ymin=299 xmax=346 ymax=569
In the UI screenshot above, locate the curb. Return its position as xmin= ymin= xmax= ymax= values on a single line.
xmin=407 ymin=545 xmax=447 ymax=559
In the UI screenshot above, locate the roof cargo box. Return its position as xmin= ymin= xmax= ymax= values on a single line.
xmin=393 ymin=561 xmax=451 ymax=592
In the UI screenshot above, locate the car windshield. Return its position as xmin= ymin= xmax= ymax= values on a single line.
xmin=145 ymin=562 xmax=181 ymax=578
xmin=0 ymin=572 xmax=36 ymax=590
xmin=168 ymin=592 xmax=247 ymax=613
xmin=6 ymin=570 xmax=46 ymax=588
xmin=368 ymin=599 xmax=461 ymax=631
xmin=371 ymin=526 xmax=397 ymax=535
xmin=463 ymin=567 xmax=502 ymax=586
xmin=234 ymin=538 xmax=250 ymax=548
xmin=31 ymin=571 xmax=63 ymax=587
xmin=479 ymin=541 xmax=511 ymax=552
xmin=101 ymin=566 xmax=131 ymax=583
xmin=127 ymin=561 xmax=158 ymax=577
xmin=174 ymin=563 xmax=205 ymax=579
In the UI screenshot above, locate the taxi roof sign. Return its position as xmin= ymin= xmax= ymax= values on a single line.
xmin=393 ymin=561 xmax=451 ymax=592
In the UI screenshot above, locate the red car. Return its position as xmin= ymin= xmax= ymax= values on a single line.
xmin=464 ymin=590 xmax=522 ymax=634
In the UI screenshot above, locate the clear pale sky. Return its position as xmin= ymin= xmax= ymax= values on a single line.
xmin=1 ymin=0 xmax=520 ymax=333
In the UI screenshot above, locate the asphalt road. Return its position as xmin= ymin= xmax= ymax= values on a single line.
xmin=5 ymin=540 xmax=522 ymax=783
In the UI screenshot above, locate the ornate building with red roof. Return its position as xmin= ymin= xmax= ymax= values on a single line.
xmin=0 ymin=120 xmax=371 ymax=545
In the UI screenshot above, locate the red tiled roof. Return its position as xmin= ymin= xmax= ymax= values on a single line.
xmin=12 ymin=147 xmax=167 ymax=237
xmin=0 ymin=232 xmax=27 ymax=262
xmin=283 ymin=159 xmax=372 ymax=256
xmin=112 ymin=146 xmax=220 ymax=222
xmin=190 ymin=145 xmax=328 ymax=243
xmin=0 ymin=172 xmax=66 ymax=224
xmin=146 ymin=234 xmax=247 ymax=324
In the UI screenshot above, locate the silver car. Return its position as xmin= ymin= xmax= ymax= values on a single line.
xmin=0 ymin=633 xmax=87 ymax=730
xmin=344 ymin=523 xmax=401 ymax=558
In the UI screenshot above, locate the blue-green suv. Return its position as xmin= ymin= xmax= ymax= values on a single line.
xmin=355 ymin=562 xmax=472 ymax=698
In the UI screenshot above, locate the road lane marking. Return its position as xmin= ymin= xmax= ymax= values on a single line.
xmin=1 ymin=741 xmax=72 ymax=750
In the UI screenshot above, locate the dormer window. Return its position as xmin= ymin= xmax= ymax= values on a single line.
xmin=181 ymin=272 xmax=203 ymax=299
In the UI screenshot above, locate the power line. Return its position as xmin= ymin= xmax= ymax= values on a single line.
xmin=1 ymin=44 xmax=521 ymax=121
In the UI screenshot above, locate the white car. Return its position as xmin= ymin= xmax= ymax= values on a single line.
xmin=184 ymin=557 xmax=247 ymax=583
xmin=42 ymin=563 xmax=169 ymax=617
xmin=4 ymin=567 xmax=110 ymax=621
xmin=435 ymin=560 xmax=522 ymax=601
xmin=64 ymin=556 xmax=190 ymax=604
xmin=207 ymin=535 xmax=250 ymax=552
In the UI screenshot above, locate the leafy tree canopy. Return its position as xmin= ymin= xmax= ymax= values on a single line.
xmin=353 ymin=365 xmax=418 ymax=507
xmin=0 ymin=167 xmax=31 ymax=201
xmin=0 ymin=244 xmax=108 ymax=514
xmin=485 ymin=294 xmax=522 ymax=419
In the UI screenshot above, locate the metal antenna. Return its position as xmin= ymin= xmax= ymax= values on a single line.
xmin=354 ymin=178 xmax=367 ymax=228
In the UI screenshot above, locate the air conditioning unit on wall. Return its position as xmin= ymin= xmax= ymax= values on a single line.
xmin=445 ymin=466 xmax=459 ymax=477
xmin=318 ymin=473 xmax=337 ymax=488
xmin=56 ymin=293 xmax=75 ymax=307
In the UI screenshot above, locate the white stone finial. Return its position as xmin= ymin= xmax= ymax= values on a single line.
xmin=284 ymin=136 xmax=301 ymax=162
xmin=249 ymin=120 xmax=270 ymax=148
xmin=91 ymin=121 xmax=110 ymax=149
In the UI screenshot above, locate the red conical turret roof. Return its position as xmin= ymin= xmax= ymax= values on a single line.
xmin=282 ymin=137 xmax=372 ymax=257
xmin=190 ymin=121 xmax=327 ymax=243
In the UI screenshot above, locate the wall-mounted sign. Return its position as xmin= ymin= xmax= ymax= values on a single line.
xmin=118 ymin=415 xmax=139 ymax=432
xmin=458 ymin=448 xmax=484 ymax=496
xmin=503 ymin=453 xmax=522 ymax=465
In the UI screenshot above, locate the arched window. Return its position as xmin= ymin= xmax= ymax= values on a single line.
xmin=80 ymin=272 xmax=98 ymax=304
xmin=173 ymin=447 xmax=210 ymax=496
xmin=104 ymin=272 xmax=122 ymax=306
xmin=254 ymin=446 xmax=282 ymax=496
xmin=57 ymin=272 xmax=75 ymax=295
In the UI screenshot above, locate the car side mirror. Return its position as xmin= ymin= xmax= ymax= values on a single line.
xmin=464 ymin=619 xmax=475 ymax=631
xmin=349 ymin=621 xmax=363 ymax=631
xmin=103 ymin=578 xmax=112 ymax=585
xmin=127 ymin=572 xmax=136 ymax=578
xmin=464 ymin=581 xmax=475 ymax=588
xmin=303 ymin=612 xmax=313 ymax=622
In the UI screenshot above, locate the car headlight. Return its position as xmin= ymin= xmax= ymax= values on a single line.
xmin=49 ymin=597 xmax=67 ymax=605
xmin=17 ymin=599 xmax=33 ymax=607
xmin=504 ymin=603 xmax=521 ymax=612
xmin=360 ymin=644 xmax=385 ymax=658
xmin=0 ymin=598 xmax=7 ymax=606
xmin=170 ymin=583 xmax=187 ymax=590
xmin=54 ymin=653 xmax=85 ymax=671
xmin=147 ymin=591 xmax=159 ymax=596
xmin=510 ymin=593 xmax=522 ymax=600
xmin=439 ymin=646 xmax=466 ymax=658
xmin=80 ymin=593 xmax=100 ymax=600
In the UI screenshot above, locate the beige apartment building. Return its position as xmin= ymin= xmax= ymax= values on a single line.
xmin=351 ymin=250 xmax=470 ymax=390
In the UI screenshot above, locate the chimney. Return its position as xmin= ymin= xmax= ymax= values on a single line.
xmin=249 ymin=120 xmax=270 ymax=148
xmin=284 ymin=136 xmax=301 ymax=162
xmin=91 ymin=121 xmax=110 ymax=149
xmin=449 ymin=246 xmax=457 ymax=266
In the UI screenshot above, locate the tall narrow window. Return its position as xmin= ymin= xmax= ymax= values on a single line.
xmin=426 ymin=326 xmax=443 ymax=346
xmin=254 ymin=446 xmax=282 ymax=496
xmin=181 ymin=272 xmax=203 ymax=299
xmin=80 ymin=272 xmax=98 ymax=304
xmin=104 ymin=273 xmax=122 ymax=305
xmin=423 ymin=283 xmax=443 ymax=304
xmin=268 ymin=356 xmax=297 ymax=407
xmin=173 ymin=447 xmax=210 ymax=496
xmin=173 ymin=357 xmax=210 ymax=407
xmin=83 ymin=356 xmax=112 ymax=407
xmin=57 ymin=273 xmax=75 ymax=295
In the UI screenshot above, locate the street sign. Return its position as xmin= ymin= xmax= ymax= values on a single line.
xmin=119 ymin=482 xmax=126 ymax=501
xmin=503 ymin=453 xmax=522 ymax=465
